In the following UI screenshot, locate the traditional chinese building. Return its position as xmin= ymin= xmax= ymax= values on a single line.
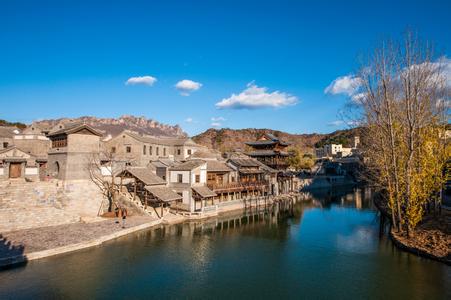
xmin=245 ymin=133 xmax=291 ymax=170
xmin=47 ymin=123 xmax=102 ymax=180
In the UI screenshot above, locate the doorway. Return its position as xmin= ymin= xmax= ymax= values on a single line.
xmin=9 ymin=163 xmax=22 ymax=178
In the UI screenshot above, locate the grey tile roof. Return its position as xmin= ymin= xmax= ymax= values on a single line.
xmin=170 ymin=159 xmax=205 ymax=171
xmin=47 ymin=123 xmax=102 ymax=137
xmin=192 ymin=186 xmax=217 ymax=198
xmin=145 ymin=186 xmax=182 ymax=202
xmin=228 ymin=158 xmax=261 ymax=168
xmin=246 ymin=150 xmax=290 ymax=157
xmin=0 ymin=127 xmax=16 ymax=138
xmin=188 ymin=150 xmax=221 ymax=160
xmin=206 ymin=160 xmax=232 ymax=172
xmin=121 ymin=167 xmax=166 ymax=185
xmin=123 ymin=131 xmax=197 ymax=147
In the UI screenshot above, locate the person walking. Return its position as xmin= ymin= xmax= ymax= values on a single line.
xmin=121 ymin=207 xmax=127 ymax=228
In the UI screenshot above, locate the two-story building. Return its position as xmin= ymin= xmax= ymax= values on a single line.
xmin=168 ymin=160 xmax=216 ymax=212
xmin=106 ymin=130 xmax=202 ymax=166
xmin=245 ymin=133 xmax=291 ymax=170
xmin=47 ymin=123 xmax=102 ymax=180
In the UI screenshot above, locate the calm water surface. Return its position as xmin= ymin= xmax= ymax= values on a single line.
xmin=0 ymin=187 xmax=449 ymax=299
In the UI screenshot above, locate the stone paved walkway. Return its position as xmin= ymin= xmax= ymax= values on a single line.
xmin=0 ymin=216 xmax=157 ymax=259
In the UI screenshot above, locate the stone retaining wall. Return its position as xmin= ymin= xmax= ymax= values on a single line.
xmin=0 ymin=180 xmax=104 ymax=232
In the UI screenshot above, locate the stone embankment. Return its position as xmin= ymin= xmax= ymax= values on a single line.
xmin=0 ymin=216 xmax=159 ymax=268
xmin=0 ymin=180 xmax=104 ymax=233
xmin=0 ymin=190 xmax=305 ymax=268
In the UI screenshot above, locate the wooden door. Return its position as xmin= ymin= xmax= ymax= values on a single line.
xmin=9 ymin=163 xmax=22 ymax=178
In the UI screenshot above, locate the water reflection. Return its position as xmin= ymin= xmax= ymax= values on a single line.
xmin=0 ymin=186 xmax=449 ymax=300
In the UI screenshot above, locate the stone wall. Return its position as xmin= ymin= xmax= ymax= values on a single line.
xmin=0 ymin=180 xmax=104 ymax=232
xmin=13 ymin=137 xmax=50 ymax=158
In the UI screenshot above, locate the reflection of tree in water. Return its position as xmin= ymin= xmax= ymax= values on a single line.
xmin=0 ymin=234 xmax=27 ymax=269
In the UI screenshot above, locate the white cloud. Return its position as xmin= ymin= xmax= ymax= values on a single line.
xmin=175 ymin=79 xmax=202 ymax=96
xmin=351 ymin=92 xmax=366 ymax=104
xmin=125 ymin=76 xmax=157 ymax=86
xmin=216 ymin=82 xmax=298 ymax=109
xmin=211 ymin=122 xmax=222 ymax=128
xmin=328 ymin=120 xmax=344 ymax=126
xmin=211 ymin=117 xmax=226 ymax=122
xmin=443 ymin=57 xmax=451 ymax=86
xmin=324 ymin=75 xmax=362 ymax=96
xmin=185 ymin=117 xmax=194 ymax=123
xmin=328 ymin=120 xmax=361 ymax=127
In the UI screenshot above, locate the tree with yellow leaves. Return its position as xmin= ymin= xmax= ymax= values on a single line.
xmin=352 ymin=32 xmax=449 ymax=236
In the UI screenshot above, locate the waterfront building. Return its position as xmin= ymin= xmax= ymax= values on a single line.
xmin=245 ymin=133 xmax=291 ymax=170
xmin=116 ymin=166 xmax=182 ymax=217
xmin=168 ymin=160 xmax=216 ymax=212
xmin=47 ymin=123 xmax=103 ymax=180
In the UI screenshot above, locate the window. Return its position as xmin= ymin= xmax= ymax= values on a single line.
xmin=195 ymin=175 xmax=200 ymax=183
xmin=126 ymin=146 xmax=131 ymax=153
xmin=143 ymin=145 xmax=146 ymax=155
xmin=163 ymin=148 xmax=166 ymax=156
xmin=177 ymin=174 xmax=183 ymax=183
xmin=187 ymin=149 xmax=192 ymax=155
xmin=3 ymin=142 xmax=8 ymax=148
xmin=51 ymin=137 xmax=67 ymax=148
xmin=156 ymin=147 xmax=159 ymax=156
xmin=177 ymin=149 xmax=181 ymax=155
xmin=111 ymin=147 xmax=116 ymax=153
xmin=150 ymin=146 xmax=153 ymax=155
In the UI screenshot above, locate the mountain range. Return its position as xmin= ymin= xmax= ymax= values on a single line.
xmin=1 ymin=115 xmax=360 ymax=151
xmin=192 ymin=127 xmax=361 ymax=153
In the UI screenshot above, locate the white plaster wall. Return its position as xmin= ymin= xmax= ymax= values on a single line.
xmin=25 ymin=167 xmax=38 ymax=175
xmin=170 ymin=170 xmax=190 ymax=183
xmin=191 ymin=168 xmax=207 ymax=185
xmin=182 ymin=190 xmax=190 ymax=205
xmin=0 ymin=167 xmax=4 ymax=176
xmin=101 ymin=166 xmax=112 ymax=176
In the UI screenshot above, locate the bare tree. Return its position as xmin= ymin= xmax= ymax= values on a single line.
xmin=352 ymin=32 xmax=449 ymax=236
xmin=88 ymin=150 xmax=132 ymax=214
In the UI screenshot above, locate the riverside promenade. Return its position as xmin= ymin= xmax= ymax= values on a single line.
xmin=0 ymin=216 xmax=161 ymax=268
xmin=0 ymin=193 xmax=302 ymax=268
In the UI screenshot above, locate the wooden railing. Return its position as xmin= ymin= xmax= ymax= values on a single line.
xmin=207 ymin=181 xmax=268 ymax=191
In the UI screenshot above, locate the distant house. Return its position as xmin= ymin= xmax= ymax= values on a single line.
xmin=0 ymin=127 xmax=17 ymax=150
xmin=47 ymin=123 xmax=102 ymax=180
xmin=245 ymin=133 xmax=291 ymax=170
xmin=315 ymin=136 xmax=360 ymax=159
xmin=105 ymin=130 xmax=202 ymax=166
xmin=0 ymin=146 xmax=41 ymax=181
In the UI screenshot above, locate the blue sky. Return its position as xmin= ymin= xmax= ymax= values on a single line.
xmin=1 ymin=0 xmax=450 ymax=136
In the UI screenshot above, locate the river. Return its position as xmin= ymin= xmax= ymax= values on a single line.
xmin=0 ymin=186 xmax=449 ymax=299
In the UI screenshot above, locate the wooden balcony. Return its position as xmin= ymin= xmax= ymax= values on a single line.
xmin=207 ymin=181 xmax=269 ymax=193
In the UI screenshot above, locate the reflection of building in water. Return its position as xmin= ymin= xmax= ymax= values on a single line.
xmin=141 ymin=199 xmax=312 ymax=242
xmin=310 ymin=186 xmax=373 ymax=210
